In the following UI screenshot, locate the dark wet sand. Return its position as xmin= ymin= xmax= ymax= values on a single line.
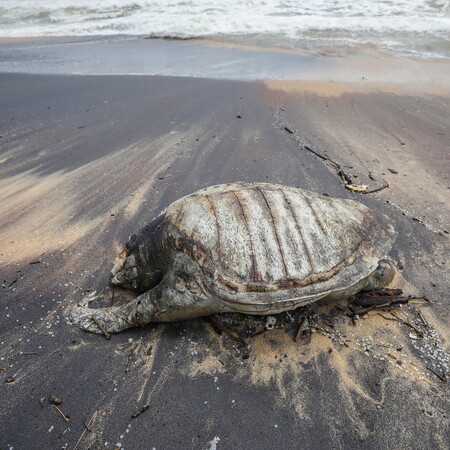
xmin=0 ymin=57 xmax=449 ymax=449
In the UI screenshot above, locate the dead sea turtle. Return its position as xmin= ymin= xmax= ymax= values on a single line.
xmin=70 ymin=182 xmax=397 ymax=334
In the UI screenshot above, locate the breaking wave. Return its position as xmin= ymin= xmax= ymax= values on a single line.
xmin=1 ymin=0 xmax=449 ymax=57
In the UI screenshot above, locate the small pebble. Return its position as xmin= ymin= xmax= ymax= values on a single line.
xmin=49 ymin=395 xmax=62 ymax=405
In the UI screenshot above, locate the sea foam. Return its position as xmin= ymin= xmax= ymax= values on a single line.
xmin=0 ymin=0 xmax=449 ymax=58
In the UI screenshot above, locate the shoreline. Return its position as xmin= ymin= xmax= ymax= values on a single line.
xmin=0 ymin=35 xmax=449 ymax=87
xmin=0 ymin=32 xmax=449 ymax=61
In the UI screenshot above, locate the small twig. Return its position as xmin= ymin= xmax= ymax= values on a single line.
xmin=225 ymin=361 xmax=238 ymax=372
xmin=321 ymin=318 xmax=335 ymax=329
xmin=29 ymin=260 xmax=41 ymax=265
xmin=409 ymin=295 xmax=429 ymax=300
xmin=352 ymin=297 xmax=409 ymax=316
xmin=125 ymin=357 xmax=134 ymax=373
xmin=279 ymin=117 xmax=340 ymax=168
xmin=0 ymin=367 xmax=6 ymax=371
xmin=310 ymin=326 xmax=332 ymax=336
xmin=91 ymin=316 xmax=111 ymax=340
xmin=131 ymin=404 xmax=149 ymax=419
xmin=73 ymin=411 xmax=96 ymax=450
xmin=377 ymin=313 xmax=398 ymax=321
xmin=250 ymin=329 xmax=266 ymax=338
xmin=111 ymin=310 xmax=133 ymax=325
xmin=303 ymin=145 xmax=340 ymax=168
xmin=361 ymin=183 xmax=389 ymax=194
xmin=353 ymin=289 xmax=403 ymax=307
xmin=8 ymin=278 xmax=18 ymax=288
xmin=204 ymin=316 xmax=247 ymax=346
xmin=336 ymin=304 xmax=353 ymax=314
xmin=294 ymin=316 xmax=308 ymax=342
xmin=418 ymin=311 xmax=428 ymax=327
xmin=52 ymin=404 xmax=70 ymax=423
xmin=83 ymin=420 xmax=92 ymax=432
xmin=426 ymin=367 xmax=447 ymax=383
xmin=391 ymin=312 xmax=424 ymax=337
xmin=408 ymin=295 xmax=433 ymax=304
xmin=125 ymin=342 xmax=139 ymax=373
xmin=21 ymin=352 xmax=38 ymax=355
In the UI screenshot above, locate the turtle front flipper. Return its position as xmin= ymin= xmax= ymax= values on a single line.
xmin=70 ymin=284 xmax=164 ymax=335
xmin=70 ymin=263 xmax=223 ymax=334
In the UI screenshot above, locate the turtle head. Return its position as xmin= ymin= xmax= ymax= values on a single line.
xmin=111 ymin=214 xmax=167 ymax=292
xmin=365 ymin=259 xmax=397 ymax=290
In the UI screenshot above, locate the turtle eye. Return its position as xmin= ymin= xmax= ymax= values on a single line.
xmin=124 ymin=254 xmax=136 ymax=269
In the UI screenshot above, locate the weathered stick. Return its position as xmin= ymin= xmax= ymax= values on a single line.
xmin=111 ymin=310 xmax=133 ymax=325
xmin=73 ymin=411 xmax=96 ymax=450
xmin=131 ymin=404 xmax=150 ymax=419
xmin=204 ymin=316 xmax=247 ymax=346
xmin=391 ymin=312 xmax=424 ymax=338
xmin=303 ymin=145 xmax=340 ymax=168
xmin=351 ymin=298 xmax=409 ymax=316
xmin=52 ymin=404 xmax=70 ymax=423
xmin=91 ymin=316 xmax=111 ymax=340
xmin=418 ymin=311 xmax=428 ymax=327
xmin=426 ymin=367 xmax=447 ymax=383
xmin=362 ymin=184 xmax=389 ymax=194
xmin=294 ymin=316 xmax=308 ymax=342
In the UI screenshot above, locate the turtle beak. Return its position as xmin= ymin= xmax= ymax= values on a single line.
xmin=111 ymin=247 xmax=128 ymax=277
xmin=111 ymin=247 xmax=139 ymax=288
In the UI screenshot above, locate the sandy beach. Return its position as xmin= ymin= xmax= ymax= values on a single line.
xmin=0 ymin=38 xmax=449 ymax=449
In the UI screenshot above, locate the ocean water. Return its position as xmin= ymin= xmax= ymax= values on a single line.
xmin=1 ymin=0 xmax=449 ymax=58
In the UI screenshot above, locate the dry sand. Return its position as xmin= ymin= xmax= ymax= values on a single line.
xmin=0 ymin=43 xmax=449 ymax=449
